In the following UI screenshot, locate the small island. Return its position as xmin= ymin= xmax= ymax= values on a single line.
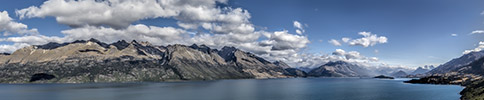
xmin=374 ymin=75 xmax=395 ymax=79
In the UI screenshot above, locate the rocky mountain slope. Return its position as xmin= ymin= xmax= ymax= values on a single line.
xmin=405 ymin=52 xmax=484 ymax=100
xmin=456 ymin=57 xmax=484 ymax=75
xmin=427 ymin=51 xmax=484 ymax=74
xmin=0 ymin=39 xmax=294 ymax=83
xmin=275 ymin=61 xmax=307 ymax=77
xmin=308 ymin=61 xmax=373 ymax=77
xmin=284 ymin=68 xmax=307 ymax=77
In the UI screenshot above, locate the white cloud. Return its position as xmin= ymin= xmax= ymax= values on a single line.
xmin=463 ymin=41 xmax=484 ymax=54
xmin=344 ymin=51 xmax=362 ymax=60
xmin=5 ymin=0 xmax=399 ymax=69
xmin=293 ymin=21 xmax=305 ymax=35
xmin=0 ymin=43 xmax=30 ymax=53
xmin=451 ymin=34 xmax=458 ymax=37
xmin=358 ymin=31 xmax=371 ymax=36
xmin=332 ymin=49 xmax=345 ymax=56
xmin=341 ymin=37 xmax=351 ymax=43
xmin=347 ymin=32 xmax=388 ymax=47
xmin=331 ymin=49 xmax=378 ymax=62
xmin=328 ymin=39 xmax=342 ymax=46
xmin=0 ymin=11 xmax=38 ymax=36
xmin=295 ymin=30 xmax=303 ymax=35
xmin=471 ymin=30 xmax=484 ymax=34
xmin=277 ymin=49 xmax=381 ymax=68
xmin=293 ymin=21 xmax=302 ymax=30
xmin=2 ymin=35 xmax=64 ymax=45
xmin=369 ymin=57 xmax=379 ymax=62
xmin=16 ymin=0 xmax=228 ymax=29
xmin=59 ymin=24 xmax=188 ymax=45
xmin=260 ymin=30 xmax=310 ymax=50
xmin=7 ymin=0 xmax=313 ymax=69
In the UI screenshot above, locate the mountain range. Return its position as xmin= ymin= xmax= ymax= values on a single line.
xmin=0 ymin=39 xmax=296 ymax=83
xmin=410 ymin=65 xmax=434 ymax=75
xmin=391 ymin=70 xmax=408 ymax=77
xmin=427 ymin=51 xmax=484 ymax=74
xmin=306 ymin=61 xmax=415 ymax=77
xmin=308 ymin=61 xmax=373 ymax=77
xmin=0 ymin=38 xmax=433 ymax=83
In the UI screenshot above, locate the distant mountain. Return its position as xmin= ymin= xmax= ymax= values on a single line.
xmin=273 ymin=61 xmax=291 ymax=69
xmin=273 ymin=61 xmax=307 ymax=77
xmin=0 ymin=38 xmax=292 ymax=83
xmin=410 ymin=65 xmax=434 ymax=75
xmin=308 ymin=61 xmax=373 ymax=77
xmin=296 ymin=67 xmax=313 ymax=73
xmin=428 ymin=51 xmax=484 ymax=74
xmin=284 ymin=68 xmax=307 ymax=77
xmin=391 ymin=70 xmax=408 ymax=77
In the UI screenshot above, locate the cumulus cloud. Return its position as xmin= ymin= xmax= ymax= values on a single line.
xmin=463 ymin=41 xmax=484 ymax=54
xmin=471 ymin=30 xmax=484 ymax=34
xmin=286 ymin=49 xmax=380 ymax=68
xmin=16 ymin=0 xmax=229 ymax=29
xmin=332 ymin=49 xmax=346 ymax=56
xmin=328 ymin=39 xmax=342 ymax=46
xmin=347 ymin=32 xmax=387 ymax=47
xmin=60 ymin=24 xmax=188 ymax=45
xmin=5 ymin=0 xmax=395 ymax=69
xmin=329 ymin=32 xmax=387 ymax=47
xmin=2 ymin=35 xmax=64 ymax=45
xmin=331 ymin=49 xmax=378 ymax=62
xmin=0 ymin=43 xmax=30 ymax=53
xmin=15 ymin=0 xmax=262 ymax=44
xmin=293 ymin=21 xmax=305 ymax=35
xmin=0 ymin=11 xmax=38 ymax=36
xmin=6 ymin=0 xmax=314 ymax=68
xmin=341 ymin=37 xmax=351 ymax=43
xmin=0 ymin=24 xmax=188 ymax=47
xmin=260 ymin=30 xmax=310 ymax=50
xmin=13 ymin=0 xmax=257 ymax=42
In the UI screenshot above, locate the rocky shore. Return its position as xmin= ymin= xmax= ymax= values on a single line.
xmin=404 ymin=73 xmax=483 ymax=100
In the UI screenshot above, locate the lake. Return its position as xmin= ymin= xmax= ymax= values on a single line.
xmin=0 ymin=78 xmax=463 ymax=100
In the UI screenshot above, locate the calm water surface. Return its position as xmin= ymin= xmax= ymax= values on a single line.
xmin=0 ymin=78 xmax=463 ymax=100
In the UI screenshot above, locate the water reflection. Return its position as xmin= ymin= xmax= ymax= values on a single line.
xmin=0 ymin=78 xmax=463 ymax=100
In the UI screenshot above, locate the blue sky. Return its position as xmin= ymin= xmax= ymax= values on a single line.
xmin=230 ymin=0 xmax=484 ymax=66
xmin=0 ymin=0 xmax=483 ymax=68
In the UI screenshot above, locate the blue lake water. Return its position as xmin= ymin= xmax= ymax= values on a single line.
xmin=0 ymin=78 xmax=463 ymax=100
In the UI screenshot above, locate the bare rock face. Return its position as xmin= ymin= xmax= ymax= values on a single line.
xmin=0 ymin=38 xmax=289 ymax=83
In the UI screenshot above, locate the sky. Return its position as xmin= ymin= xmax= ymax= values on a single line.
xmin=0 ymin=0 xmax=483 ymax=68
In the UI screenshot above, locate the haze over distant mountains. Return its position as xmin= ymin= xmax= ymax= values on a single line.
xmin=410 ymin=65 xmax=434 ymax=75
xmin=306 ymin=61 xmax=415 ymax=77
